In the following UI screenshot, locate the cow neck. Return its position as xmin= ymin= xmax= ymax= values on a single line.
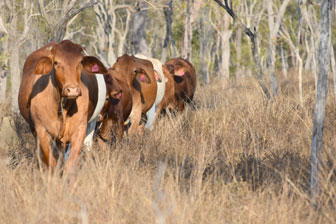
xmin=51 ymin=70 xmax=70 ymax=142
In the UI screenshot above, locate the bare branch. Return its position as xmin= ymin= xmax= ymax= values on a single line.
xmin=213 ymin=0 xmax=270 ymax=98
xmin=0 ymin=17 xmax=8 ymax=35
xmin=213 ymin=0 xmax=255 ymax=42
xmin=37 ymin=0 xmax=51 ymax=26
xmin=68 ymin=1 xmax=98 ymax=20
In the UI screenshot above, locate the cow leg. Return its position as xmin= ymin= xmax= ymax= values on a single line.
xmin=177 ymin=100 xmax=185 ymax=114
xmin=112 ymin=116 xmax=124 ymax=141
xmin=36 ymin=139 xmax=43 ymax=172
xmin=153 ymin=103 xmax=163 ymax=126
xmin=145 ymin=104 xmax=156 ymax=130
xmin=64 ymin=124 xmax=86 ymax=174
xmin=35 ymin=126 xmax=56 ymax=170
xmin=83 ymin=117 xmax=97 ymax=151
xmin=128 ymin=103 xmax=142 ymax=135
xmin=117 ymin=118 xmax=125 ymax=141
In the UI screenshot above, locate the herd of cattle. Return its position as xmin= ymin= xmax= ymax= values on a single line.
xmin=17 ymin=40 xmax=197 ymax=174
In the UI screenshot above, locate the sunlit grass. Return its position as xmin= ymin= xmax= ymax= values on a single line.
xmin=0 ymin=74 xmax=335 ymax=223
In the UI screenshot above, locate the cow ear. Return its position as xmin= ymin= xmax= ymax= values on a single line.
xmin=165 ymin=64 xmax=175 ymax=75
xmin=34 ymin=57 xmax=53 ymax=75
xmin=82 ymin=56 xmax=108 ymax=74
xmin=134 ymin=68 xmax=151 ymax=84
xmin=174 ymin=68 xmax=186 ymax=77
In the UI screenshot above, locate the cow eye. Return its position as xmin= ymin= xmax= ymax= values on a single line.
xmin=54 ymin=61 xmax=58 ymax=66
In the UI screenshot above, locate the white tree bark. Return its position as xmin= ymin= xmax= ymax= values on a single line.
xmin=277 ymin=43 xmax=287 ymax=78
xmin=310 ymin=0 xmax=332 ymax=205
xmin=219 ymin=13 xmax=231 ymax=79
xmin=130 ymin=0 xmax=149 ymax=56
xmin=266 ymin=0 xmax=291 ymax=97
xmin=93 ymin=1 xmax=133 ymax=67
xmin=0 ymin=36 xmax=8 ymax=101
xmin=161 ymin=0 xmax=174 ymax=63
xmin=213 ymin=0 xmax=270 ymax=97
xmin=37 ymin=0 xmax=98 ymax=42
xmin=0 ymin=0 xmax=34 ymax=110
xmin=182 ymin=0 xmax=192 ymax=61
xmin=280 ymin=20 xmax=303 ymax=106
xmin=182 ymin=0 xmax=203 ymax=61
xmin=200 ymin=11 xmax=209 ymax=84
xmin=331 ymin=41 xmax=336 ymax=99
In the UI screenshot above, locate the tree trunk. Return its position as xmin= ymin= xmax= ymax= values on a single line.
xmin=235 ymin=27 xmax=243 ymax=78
xmin=130 ymin=1 xmax=149 ymax=56
xmin=213 ymin=0 xmax=271 ymax=98
xmin=331 ymin=42 xmax=336 ymax=99
xmin=266 ymin=0 xmax=291 ymax=97
xmin=277 ymin=43 xmax=287 ymax=78
xmin=219 ymin=13 xmax=231 ymax=79
xmin=161 ymin=0 xmax=173 ymax=63
xmin=200 ymin=14 xmax=209 ymax=84
xmin=310 ymin=0 xmax=332 ymax=205
xmin=0 ymin=69 xmax=7 ymax=101
xmin=93 ymin=2 xmax=132 ymax=67
xmin=182 ymin=0 xmax=192 ymax=61
xmin=304 ymin=34 xmax=313 ymax=71
xmin=0 ymin=35 xmax=8 ymax=101
xmin=9 ymin=39 xmax=20 ymax=111
xmin=37 ymin=0 xmax=98 ymax=42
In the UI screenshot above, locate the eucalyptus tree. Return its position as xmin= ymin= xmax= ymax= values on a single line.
xmin=93 ymin=0 xmax=134 ymax=66
xmin=310 ymin=0 xmax=333 ymax=206
xmin=0 ymin=0 xmax=35 ymax=110
xmin=213 ymin=0 xmax=270 ymax=97
xmin=36 ymin=0 xmax=98 ymax=42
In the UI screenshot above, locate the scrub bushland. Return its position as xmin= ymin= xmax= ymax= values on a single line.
xmin=0 ymin=74 xmax=335 ymax=224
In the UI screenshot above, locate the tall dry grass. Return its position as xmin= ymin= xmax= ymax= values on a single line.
xmin=1 ymin=74 xmax=336 ymax=223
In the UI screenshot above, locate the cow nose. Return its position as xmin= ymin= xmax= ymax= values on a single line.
xmin=62 ymin=85 xmax=82 ymax=98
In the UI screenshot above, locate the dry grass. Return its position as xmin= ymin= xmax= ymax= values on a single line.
xmin=1 ymin=74 xmax=336 ymax=223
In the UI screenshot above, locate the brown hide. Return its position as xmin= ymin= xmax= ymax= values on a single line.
xmin=18 ymin=40 xmax=107 ymax=174
xmin=165 ymin=58 xmax=197 ymax=112
xmin=111 ymin=54 xmax=157 ymax=134
xmin=97 ymin=69 xmax=132 ymax=145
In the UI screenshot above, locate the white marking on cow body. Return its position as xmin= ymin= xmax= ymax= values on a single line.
xmin=145 ymin=104 xmax=156 ymax=130
xmin=83 ymin=117 xmax=97 ymax=151
xmin=88 ymin=74 xmax=106 ymax=123
xmin=63 ymin=74 xmax=107 ymax=157
xmin=85 ymin=74 xmax=106 ymax=150
xmin=135 ymin=54 xmax=166 ymax=106
xmin=134 ymin=54 xmax=166 ymax=130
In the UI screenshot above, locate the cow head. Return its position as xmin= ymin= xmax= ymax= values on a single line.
xmin=104 ymin=70 xmax=123 ymax=101
xmin=33 ymin=40 xmax=107 ymax=99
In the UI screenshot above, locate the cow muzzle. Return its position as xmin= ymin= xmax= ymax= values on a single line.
xmin=62 ymin=85 xmax=82 ymax=98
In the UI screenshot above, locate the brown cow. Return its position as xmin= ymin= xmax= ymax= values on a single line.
xmin=96 ymin=68 xmax=132 ymax=145
xmin=165 ymin=58 xmax=197 ymax=113
xmin=111 ymin=54 xmax=157 ymax=134
xmin=18 ymin=40 xmax=107 ymax=174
